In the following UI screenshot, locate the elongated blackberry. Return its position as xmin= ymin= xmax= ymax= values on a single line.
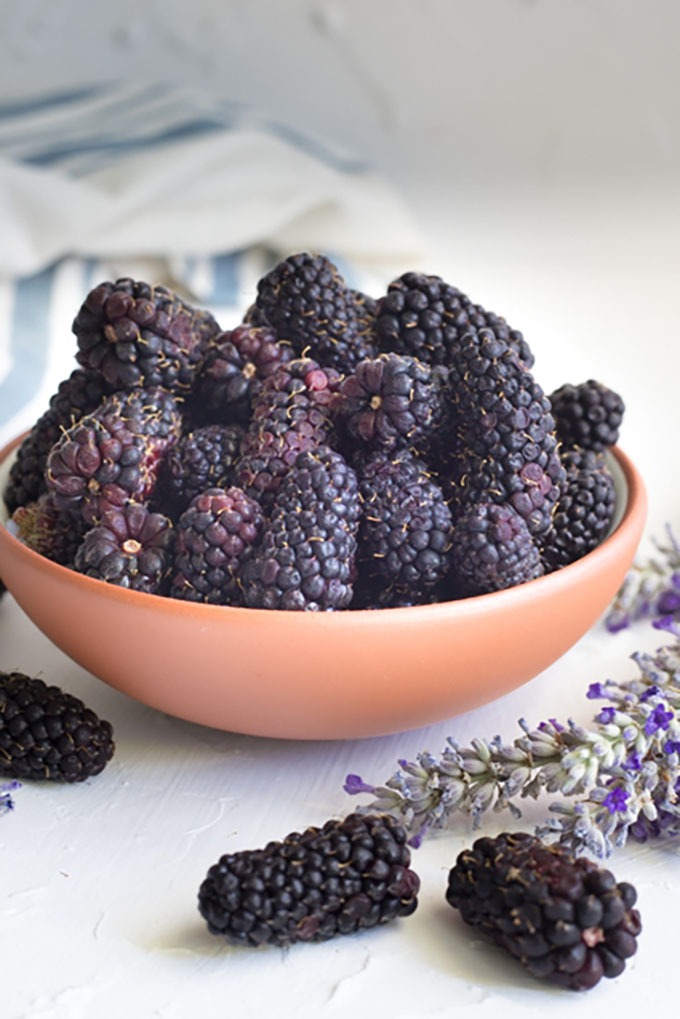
xmin=449 ymin=501 xmax=544 ymax=595
xmin=11 ymin=493 xmax=86 ymax=567
xmin=198 ymin=812 xmax=420 ymax=948
xmin=3 ymin=368 xmax=111 ymax=514
xmin=548 ymin=380 xmax=625 ymax=452
xmin=45 ymin=386 xmax=182 ymax=525
xmin=541 ymin=448 xmax=617 ymax=571
xmin=331 ymin=352 xmax=448 ymax=454
xmin=154 ymin=423 xmax=245 ymax=517
xmin=355 ymin=448 xmax=453 ymax=605
xmin=254 ymin=252 xmax=376 ymax=372
xmin=170 ymin=487 xmax=265 ymax=605
xmin=446 ymin=330 xmax=564 ymax=538
xmin=73 ymin=277 xmax=220 ymax=394
xmin=446 ymin=832 xmax=641 ymax=991
xmin=241 ymin=447 xmax=361 ymax=611
xmin=0 ymin=671 xmax=115 ymax=782
xmin=74 ymin=503 xmax=175 ymax=594
xmin=375 ymin=271 xmax=534 ymax=368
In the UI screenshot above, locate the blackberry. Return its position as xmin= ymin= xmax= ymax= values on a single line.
xmin=45 ymin=386 xmax=182 ymax=525
xmin=254 ymin=252 xmax=376 ymax=372
xmin=375 ymin=271 xmax=534 ymax=368
xmin=241 ymin=447 xmax=361 ymax=611
xmin=11 ymin=493 xmax=86 ymax=567
xmin=542 ymin=448 xmax=617 ymax=571
xmin=0 ymin=671 xmax=115 ymax=783
xmin=446 ymin=831 xmax=641 ymax=991
xmin=234 ymin=358 xmax=341 ymax=510
xmin=74 ymin=503 xmax=175 ymax=594
xmin=170 ymin=487 xmax=265 ymax=605
xmin=154 ymin=423 xmax=245 ymax=517
xmin=198 ymin=812 xmax=420 ymax=948
xmin=0 ymin=575 xmax=6 ymax=601
xmin=188 ymin=323 xmax=294 ymax=426
xmin=331 ymin=352 xmax=448 ymax=454
xmin=446 ymin=330 xmax=564 ymax=538
xmin=449 ymin=501 xmax=544 ymax=596
xmin=3 ymin=368 xmax=111 ymax=514
xmin=73 ymin=277 xmax=220 ymax=394
xmin=549 ymin=380 xmax=625 ymax=452
xmin=355 ymin=448 xmax=453 ymax=605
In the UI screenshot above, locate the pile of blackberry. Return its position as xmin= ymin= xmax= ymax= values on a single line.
xmin=2 ymin=256 xmax=626 ymax=609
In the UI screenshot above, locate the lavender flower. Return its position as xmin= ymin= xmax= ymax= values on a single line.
xmin=345 ymin=638 xmax=680 ymax=858
xmin=606 ymin=524 xmax=680 ymax=632
xmin=0 ymin=780 xmax=20 ymax=815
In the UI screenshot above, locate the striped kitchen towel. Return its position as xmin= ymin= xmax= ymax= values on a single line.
xmin=0 ymin=81 xmax=424 ymax=447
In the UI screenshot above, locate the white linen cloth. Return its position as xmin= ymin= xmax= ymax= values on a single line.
xmin=0 ymin=81 xmax=425 ymax=446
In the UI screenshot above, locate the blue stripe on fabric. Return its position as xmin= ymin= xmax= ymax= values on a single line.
xmin=209 ymin=253 xmax=241 ymax=307
xmin=0 ymin=83 xmax=108 ymax=122
xmin=1 ymin=265 xmax=56 ymax=422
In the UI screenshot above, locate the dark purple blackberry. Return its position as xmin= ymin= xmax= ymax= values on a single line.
xmin=234 ymin=358 xmax=341 ymax=510
xmin=449 ymin=500 xmax=544 ymax=595
xmin=254 ymin=252 xmax=377 ymax=372
xmin=154 ymin=424 xmax=245 ymax=517
xmin=354 ymin=448 xmax=453 ymax=606
xmin=3 ymin=368 xmax=111 ymax=514
xmin=548 ymin=380 xmax=625 ymax=452
xmin=541 ymin=448 xmax=617 ymax=571
xmin=188 ymin=323 xmax=294 ymax=426
xmin=45 ymin=386 xmax=182 ymax=525
xmin=73 ymin=277 xmax=220 ymax=394
xmin=11 ymin=493 xmax=86 ymax=567
xmin=198 ymin=811 xmax=420 ymax=948
xmin=446 ymin=330 xmax=565 ymax=538
xmin=74 ymin=503 xmax=175 ymax=594
xmin=331 ymin=352 xmax=448 ymax=454
xmin=170 ymin=487 xmax=265 ymax=605
xmin=446 ymin=832 xmax=641 ymax=991
xmin=241 ymin=447 xmax=361 ymax=611
xmin=375 ymin=271 xmax=534 ymax=368
xmin=0 ymin=671 xmax=115 ymax=783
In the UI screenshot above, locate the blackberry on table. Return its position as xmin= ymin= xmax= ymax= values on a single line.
xmin=548 ymin=380 xmax=625 ymax=452
xmin=73 ymin=277 xmax=220 ymax=394
xmin=198 ymin=812 xmax=420 ymax=948
xmin=446 ymin=831 xmax=641 ymax=991
xmin=170 ymin=487 xmax=265 ymax=605
xmin=375 ymin=271 xmax=534 ymax=368
xmin=0 ymin=671 xmax=115 ymax=783
xmin=11 ymin=493 xmax=86 ymax=567
xmin=450 ymin=500 xmax=544 ymax=596
xmin=154 ymin=423 xmax=245 ymax=518
xmin=254 ymin=252 xmax=376 ymax=372
xmin=241 ymin=447 xmax=361 ymax=611
xmin=74 ymin=503 xmax=175 ymax=594
xmin=541 ymin=447 xmax=617 ymax=571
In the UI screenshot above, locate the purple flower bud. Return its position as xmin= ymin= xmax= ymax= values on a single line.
xmin=644 ymin=703 xmax=674 ymax=736
xmin=603 ymin=786 xmax=629 ymax=814
xmin=343 ymin=773 xmax=376 ymax=796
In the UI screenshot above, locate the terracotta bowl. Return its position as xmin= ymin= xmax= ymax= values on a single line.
xmin=0 ymin=433 xmax=646 ymax=740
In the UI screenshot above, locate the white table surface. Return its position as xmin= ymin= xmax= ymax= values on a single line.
xmin=2 ymin=182 xmax=679 ymax=1018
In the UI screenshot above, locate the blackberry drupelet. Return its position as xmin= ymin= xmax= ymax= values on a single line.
xmin=355 ymin=448 xmax=453 ymax=605
xmin=0 ymin=671 xmax=115 ymax=782
xmin=170 ymin=486 xmax=265 ymax=605
xmin=541 ymin=448 xmax=617 ymax=571
xmin=446 ymin=330 xmax=564 ymax=538
xmin=45 ymin=386 xmax=182 ymax=525
xmin=154 ymin=423 xmax=245 ymax=517
xmin=254 ymin=252 xmax=376 ymax=372
xmin=73 ymin=277 xmax=220 ymax=394
xmin=3 ymin=368 xmax=111 ymax=514
xmin=331 ymin=352 xmax=448 ymax=454
xmin=374 ymin=271 xmax=534 ymax=368
xmin=449 ymin=501 xmax=544 ymax=596
xmin=446 ymin=831 xmax=641 ymax=991
xmin=74 ymin=503 xmax=175 ymax=594
xmin=241 ymin=447 xmax=361 ymax=611
xmin=11 ymin=493 xmax=86 ymax=567
xmin=548 ymin=380 xmax=625 ymax=452
xmin=198 ymin=812 xmax=420 ymax=948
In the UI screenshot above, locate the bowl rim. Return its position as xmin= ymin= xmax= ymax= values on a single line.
xmin=0 ymin=429 xmax=647 ymax=626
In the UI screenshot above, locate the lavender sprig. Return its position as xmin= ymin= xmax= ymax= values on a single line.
xmin=345 ymin=634 xmax=680 ymax=858
xmin=0 ymin=780 xmax=20 ymax=815
xmin=606 ymin=523 xmax=680 ymax=632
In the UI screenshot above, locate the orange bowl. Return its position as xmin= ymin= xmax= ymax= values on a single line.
xmin=0 ymin=433 xmax=646 ymax=740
